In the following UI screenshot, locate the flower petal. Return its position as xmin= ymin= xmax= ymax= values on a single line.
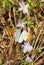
xmin=25 ymin=4 xmax=29 ymax=8
xmin=23 ymin=48 xmax=27 ymax=53
xmin=21 ymin=2 xmax=25 ymax=6
xmin=16 ymin=24 xmax=21 ymax=27
xmin=19 ymin=3 xmax=23 ymax=7
xmin=26 ymin=56 xmax=32 ymax=62
xmin=22 ymin=41 xmax=33 ymax=53
xmin=23 ymin=9 xmax=28 ymax=14
xmin=28 ymin=46 xmax=33 ymax=52
xmin=19 ymin=8 xmax=23 ymax=11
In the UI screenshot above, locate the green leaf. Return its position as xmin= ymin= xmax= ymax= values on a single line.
xmin=2 ymin=0 xmax=12 ymax=11
xmin=4 ymin=41 xmax=8 ymax=45
xmin=0 ymin=59 xmax=2 ymax=65
xmin=9 ymin=0 xmax=14 ymax=5
xmin=5 ymin=3 xmax=11 ymax=11
xmin=27 ymin=1 xmax=35 ymax=9
xmin=27 ymin=21 xmax=34 ymax=27
xmin=23 ymin=61 xmax=34 ymax=65
xmin=0 ymin=34 xmax=2 ymax=38
xmin=37 ymin=13 xmax=42 ymax=18
xmin=29 ymin=2 xmax=35 ymax=9
xmin=0 ymin=10 xmax=2 ymax=14
xmin=34 ymin=26 xmax=38 ymax=32
xmin=27 ymin=0 xmax=31 ymax=3
xmin=0 ymin=0 xmax=2 ymax=5
xmin=35 ymin=49 xmax=42 ymax=53
xmin=29 ymin=61 xmax=34 ymax=65
xmin=16 ymin=11 xmax=19 ymax=16
xmin=10 ymin=27 xmax=16 ymax=31
xmin=2 ymin=0 xmax=5 ymax=8
xmin=36 ymin=0 xmax=41 ymax=7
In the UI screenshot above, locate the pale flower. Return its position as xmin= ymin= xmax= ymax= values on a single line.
xmin=22 ymin=41 xmax=33 ymax=53
xmin=16 ymin=20 xmax=27 ymax=28
xmin=19 ymin=2 xmax=29 ymax=14
xmin=26 ymin=56 xmax=32 ymax=62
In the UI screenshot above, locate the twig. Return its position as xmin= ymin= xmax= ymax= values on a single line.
xmin=35 ymin=58 xmax=44 ymax=65
xmin=34 ymin=28 xmax=43 ymax=49
xmin=13 ymin=7 xmax=17 ymax=26
xmin=9 ymin=9 xmax=14 ymax=27
xmin=35 ymin=52 xmax=44 ymax=62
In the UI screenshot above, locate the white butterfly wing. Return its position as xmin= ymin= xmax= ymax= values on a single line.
xmin=13 ymin=29 xmax=21 ymax=42
xmin=23 ymin=31 xmax=28 ymax=41
xmin=18 ymin=30 xmax=28 ymax=43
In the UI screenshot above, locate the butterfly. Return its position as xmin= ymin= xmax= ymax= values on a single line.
xmin=14 ymin=29 xmax=31 ymax=43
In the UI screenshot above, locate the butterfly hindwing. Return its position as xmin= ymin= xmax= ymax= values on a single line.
xmin=14 ymin=29 xmax=21 ymax=42
xmin=18 ymin=30 xmax=28 ymax=43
